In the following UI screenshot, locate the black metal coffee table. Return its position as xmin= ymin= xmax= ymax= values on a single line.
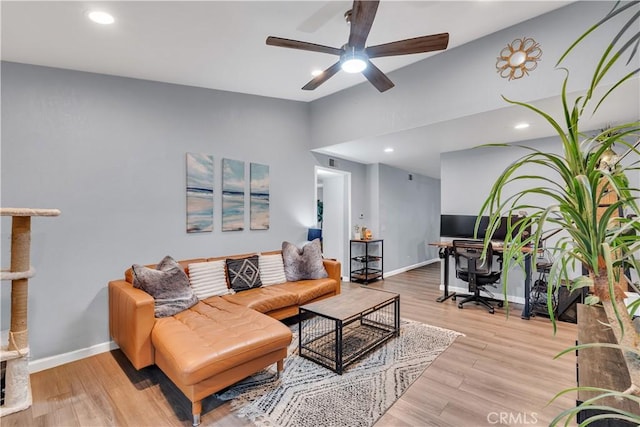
xmin=298 ymin=287 xmax=400 ymax=374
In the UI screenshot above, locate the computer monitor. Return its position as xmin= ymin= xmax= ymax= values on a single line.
xmin=440 ymin=215 xmax=489 ymax=238
xmin=440 ymin=214 xmax=530 ymax=240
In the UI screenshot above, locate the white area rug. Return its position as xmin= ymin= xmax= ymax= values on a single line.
xmin=215 ymin=319 xmax=463 ymax=427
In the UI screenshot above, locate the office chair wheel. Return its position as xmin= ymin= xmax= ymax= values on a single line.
xmin=458 ymin=302 xmax=463 ymax=309
xmin=489 ymin=308 xmax=495 ymax=314
xmin=497 ymin=301 xmax=504 ymax=308
xmin=452 ymin=295 xmax=457 ymax=301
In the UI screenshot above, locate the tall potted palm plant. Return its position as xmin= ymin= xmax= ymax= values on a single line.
xmin=478 ymin=1 xmax=640 ymax=424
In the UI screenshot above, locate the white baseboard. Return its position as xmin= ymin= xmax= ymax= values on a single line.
xmin=385 ymin=258 xmax=439 ymax=278
xmin=29 ymin=340 xmax=119 ymax=373
xmin=344 ymin=258 xmax=439 ymax=283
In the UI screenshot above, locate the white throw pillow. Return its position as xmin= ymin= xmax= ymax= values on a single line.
xmin=188 ymin=260 xmax=230 ymax=299
xmin=259 ymin=254 xmax=287 ymax=286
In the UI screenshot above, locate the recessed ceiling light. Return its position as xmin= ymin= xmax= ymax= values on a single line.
xmin=384 ymin=147 xmax=394 ymax=153
xmin=311 ymin=69 xmax=323 ymax=77
xmin=87 ymin=11 xmax=115 ymax=25
xmin=514 ymin=122 xmax=530 ymax=130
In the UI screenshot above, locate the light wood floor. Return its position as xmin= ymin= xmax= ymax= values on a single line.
xmin=2 ymin=263 xmax=578 ymax=426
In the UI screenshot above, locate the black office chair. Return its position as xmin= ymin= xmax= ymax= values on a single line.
xmin=451 ymin=239 xmax=503 ymax=314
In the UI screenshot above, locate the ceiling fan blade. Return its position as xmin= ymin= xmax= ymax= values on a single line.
xmin=302 ymin=61 xmax=342 ymax=90
xmin=266 ymin=36 xmax=343 ymax=56
xmin=348 ymin=0 xmax=379 ymax=50
xmin=362 ymin=60 xmax=394 ymax=92
xmin=366 ymin=33 xmax=450 ymax=58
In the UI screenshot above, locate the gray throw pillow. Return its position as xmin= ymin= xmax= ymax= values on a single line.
xmin=132 ymin=255 xmax=199 ymax=318
xmin=282 ymin=239 xmax=328 ymax=281
xmin=226 ymin=255 xmax=262 ymax=292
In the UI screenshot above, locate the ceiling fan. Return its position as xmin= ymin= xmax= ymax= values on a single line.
xmin=266 ymin=0 xmax=449 ymax=93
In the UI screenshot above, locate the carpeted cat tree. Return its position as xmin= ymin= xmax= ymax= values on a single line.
xmin=1 ymin=208 xmax=60 ymax=417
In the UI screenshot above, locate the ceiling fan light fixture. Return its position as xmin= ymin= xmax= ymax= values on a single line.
xmin=341 ymin=50 xmax=367 ymax=73
xmin=267 ymin=1 xmax=448 ymax=92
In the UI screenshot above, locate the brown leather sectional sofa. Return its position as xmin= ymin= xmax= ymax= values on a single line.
xmin=108 ymin=251 xmax=341 ymax=426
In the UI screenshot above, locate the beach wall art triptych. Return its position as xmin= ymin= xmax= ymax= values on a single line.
xmin=187 ymin=154 xmax=269 ymax=233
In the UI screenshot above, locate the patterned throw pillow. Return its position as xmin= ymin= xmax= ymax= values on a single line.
xmin=282 ymin=239 xmax=328 ymax=281
xmin=132 ymin=255 xmax=199 ymax=318
xmin=188 ymin=260 xmax=230 ymax=299
xmin=258 ymin=253 xmax=287 ymax=286
xmin=226 ymin=255 xmax=262 ymax=292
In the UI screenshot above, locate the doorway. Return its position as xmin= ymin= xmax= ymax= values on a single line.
xmin=315 ymin=166 xmax=351 ymax=278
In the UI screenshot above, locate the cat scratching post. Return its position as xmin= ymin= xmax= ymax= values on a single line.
xmin=0 ymin=208 xmax=60 ymax=417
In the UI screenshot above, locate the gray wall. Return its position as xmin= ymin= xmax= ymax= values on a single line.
xmin=379 ymin=164 xmax=441 ymax=272
xmin=1 ymin=62 xmax=315 ymax=360
xmin=441 ymin=136 xmax=562 ymax=216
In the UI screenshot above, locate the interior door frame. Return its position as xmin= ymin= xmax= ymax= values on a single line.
xmin=315 ymin=166 xmax=351 ymax=279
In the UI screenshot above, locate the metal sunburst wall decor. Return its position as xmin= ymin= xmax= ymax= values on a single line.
xmin=496 ymin=37 xmax=542 ymax=80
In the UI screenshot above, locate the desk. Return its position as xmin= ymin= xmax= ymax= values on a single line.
xmin=429 ymin=241 xmax=533 ymax=320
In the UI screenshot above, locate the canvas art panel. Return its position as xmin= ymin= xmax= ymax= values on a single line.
xmin=250 ymin=163 xmax=269 ymax=230
xmin=222 ymin=158 xmax=245 ymax=231
xmin=186 ymin=153 xmax=214 ymax=233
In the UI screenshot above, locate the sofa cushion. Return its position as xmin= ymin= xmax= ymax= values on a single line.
xmin=188 ymin=260 xmax=230 ymax=299
xmin=258 ymin=253 xmax=286 ymax=286
xmin=132 ymin=255 xmax=199 ymax=318
xmin=275 ymin=278 xmax=338 ymax=305
xmin=226 ymin=255 xmax=262 ymax=292
xmin=220 ymin=286 xmax=298 ymax=313
xmin=151 ymin=298 xmax=292 ymax=386
xmin=282 ymin=239 xmax=328 ymax=281
xmin=125 ymin=258 xmax=207 ymax=284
